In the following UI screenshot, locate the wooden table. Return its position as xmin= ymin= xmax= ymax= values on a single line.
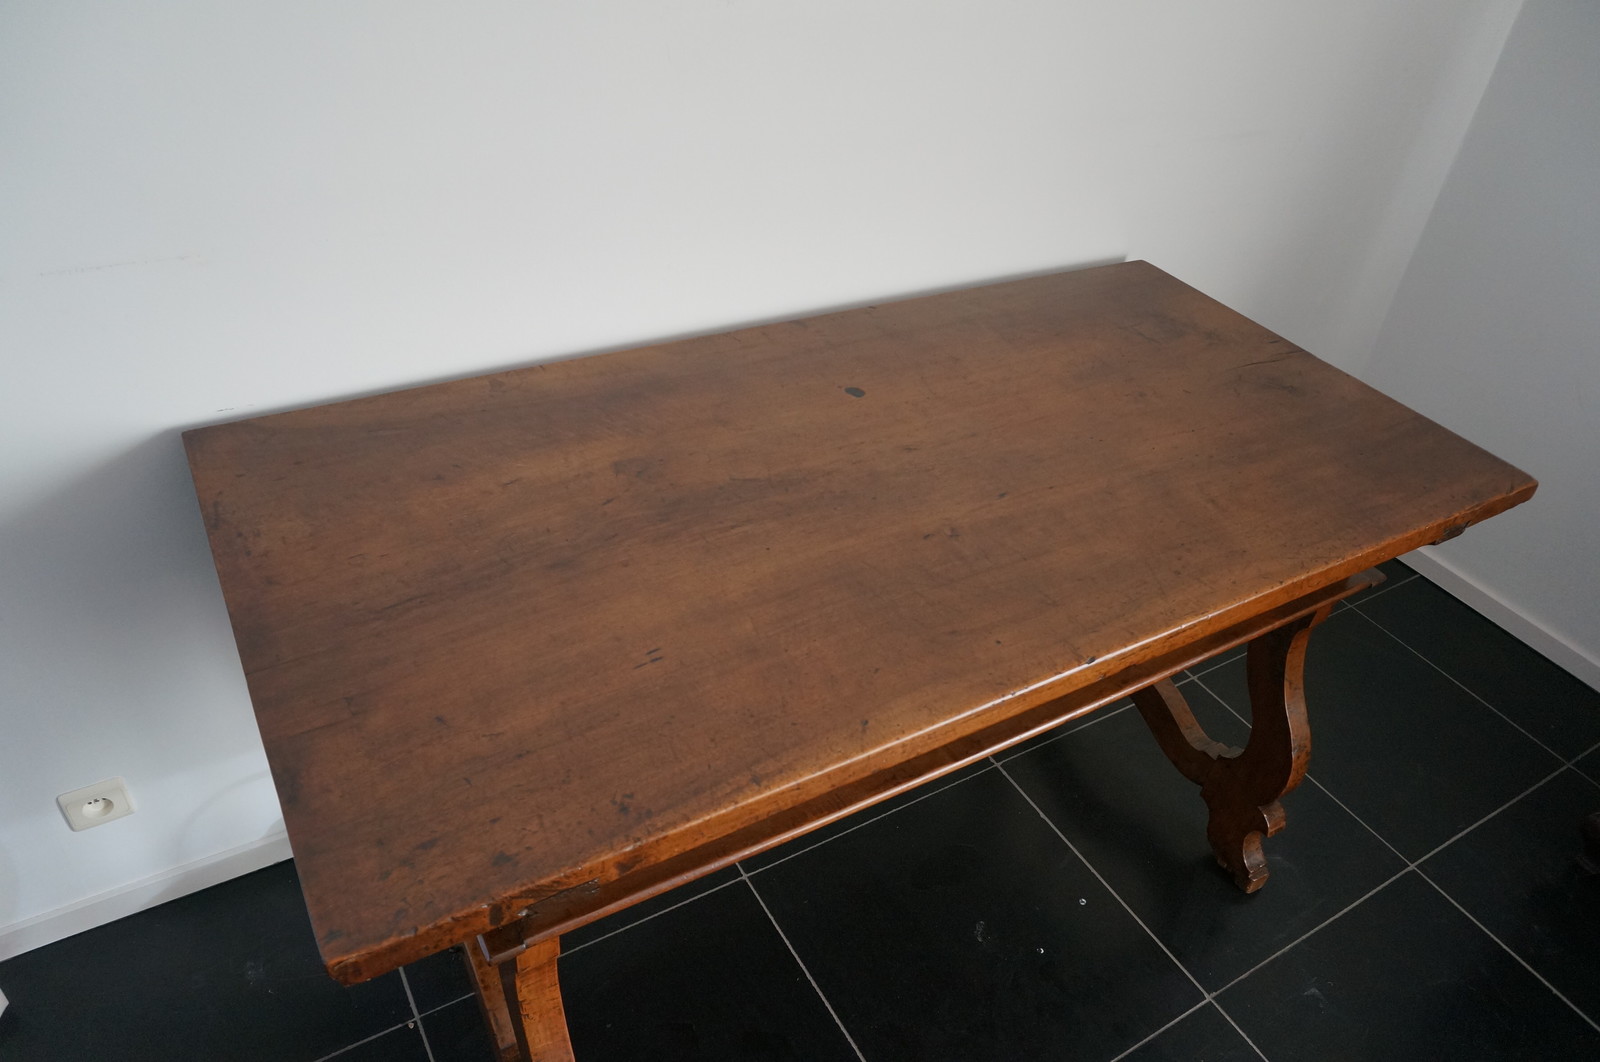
xmin=184 ymin=261 xmax=1535 ymax=1059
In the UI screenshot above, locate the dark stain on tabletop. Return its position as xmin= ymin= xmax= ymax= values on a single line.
xmin=844 ymin=386 xmax=866 ymax=398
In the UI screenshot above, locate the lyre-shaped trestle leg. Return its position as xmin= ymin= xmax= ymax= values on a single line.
xmin=466 ymin=935 xmax=575 ymax=1062
xmin=1131 ymin=604 xmax=1331 ymax=893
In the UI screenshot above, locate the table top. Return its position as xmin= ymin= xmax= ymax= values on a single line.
xmin=185 ymin=261 xmax=1535 ymax=981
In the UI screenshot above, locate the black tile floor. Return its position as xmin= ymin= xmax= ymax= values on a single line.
xmin=6 ymin=560 xmax=1600 ymax=1060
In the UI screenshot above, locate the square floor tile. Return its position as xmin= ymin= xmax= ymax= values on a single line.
xmin=0 ymin=861 xmax=412 ymax=1062
xmin=1120 ymin=1003 xmax=1260 ymax=1062
xmin=1195 ymin=608 xmax=1561 ymax=860
xmin=1002 ymin=682 xmax=1404 ymax=989
xmin=750 ymin=767 xmax=1201 ymax=1060
xmin=1422 ymin=767 xmax=1600 ymax=1019
xmin=560 ymin=878 xmax=858 ymax=1062
xmin=1356 ymin=577 xmax=1600 ymax=758
xmin=1220 ymin=871 xmax=1600 ymax=1060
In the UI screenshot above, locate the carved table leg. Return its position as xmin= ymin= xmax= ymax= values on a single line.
xmin=1131 ymin=604 xmax=1332 ymax=892
xmin=466 ymin=936 xmax=575 ymax=1062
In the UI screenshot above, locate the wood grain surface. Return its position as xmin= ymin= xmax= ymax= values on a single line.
xmin=183 ymin=261 xmax=1535 ymax=982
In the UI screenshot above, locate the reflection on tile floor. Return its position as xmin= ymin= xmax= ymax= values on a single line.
xmin=4 ymin=560 xmax=1600 ymax=1061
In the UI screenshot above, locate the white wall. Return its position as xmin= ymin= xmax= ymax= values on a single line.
xmin=1363 ymin=0 xmax=1600 ymax=689
xmin=0 ymin=0 xmax=1523 ymax=955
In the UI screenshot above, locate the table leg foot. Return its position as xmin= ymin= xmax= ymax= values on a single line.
xmin=467 ymin=936 xmax=575 ymax=1062
xmin=1132 ymin=605 xmax=1331 ymax=893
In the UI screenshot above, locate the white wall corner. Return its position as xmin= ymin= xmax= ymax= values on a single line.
xmin=1338 ymin=0 xmax=1529 ymax=380
xmin=1406 ymin=547 xmax=1600 ymax=694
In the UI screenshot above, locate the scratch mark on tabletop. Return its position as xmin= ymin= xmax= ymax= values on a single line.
xmin=1234 ymin=353 xmax=1296 ymax=370
xmin=379 ymin=594 xmax=429 ymax=613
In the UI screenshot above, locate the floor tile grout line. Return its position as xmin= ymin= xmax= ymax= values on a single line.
xmin=398 ymin=967 xmax=438 ymax=1062
xmin=309 ymin=1019 xmax=418 ymax=1062
xmin=1409 ymin=761 xmax=1571 ymax=868
xmin=1567 ymin=737 xmax=1600 ymax=780
xmin=1179 ymin=651 xmax=1248 ymax=685
xmin=1208 ymin=999 xmax=1273 ymax=1062
xmin=738 ymin=865 xmax=869 ymax=1062
xmin=558 ymin=875 xmax=747 ymax=959
xmin=1188 ymin=672 xmax=1253 ymax=733
xmin=1349 ymin=604 xmax=1568 ymax=762
xmin=415 ymin=991 xmax=475 ymax=1019
xmin=1302 ymin=774 xmax=1409 ymax=864
xmin=1563 ymin=737 xmax=1600 ymax=797
xmin=1103 ymin=999 xmax=1211 ymax=1062
xmin=1211 ymin=866 xmax=1412 ymax=998
xmin=743 ymin=762 xmax=1000 ymax=876
xmin=400 ymin=972 xmax=444 ymax=1062
xmin=1415 ymin=866 xmax=1600 ymax=1035
xmin=995 ymin=761 xmax=1210 ymax=1000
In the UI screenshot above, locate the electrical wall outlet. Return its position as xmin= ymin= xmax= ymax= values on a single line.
xmin=57 ymin=778 xmax=136 ymax=831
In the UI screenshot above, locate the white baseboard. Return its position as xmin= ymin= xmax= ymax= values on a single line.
xmin=1407 ymin=546 xmax=1600 ymax=694
xmin=0 ymin=830 xmax=292 ymax=962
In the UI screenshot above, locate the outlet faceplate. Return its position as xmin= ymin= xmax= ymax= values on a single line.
xmin=58 ymin=778 xmax=136 ymax=831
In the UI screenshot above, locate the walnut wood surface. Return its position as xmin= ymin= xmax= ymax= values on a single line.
xmin=183 ymin=260 xmax=1536 ymax=983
